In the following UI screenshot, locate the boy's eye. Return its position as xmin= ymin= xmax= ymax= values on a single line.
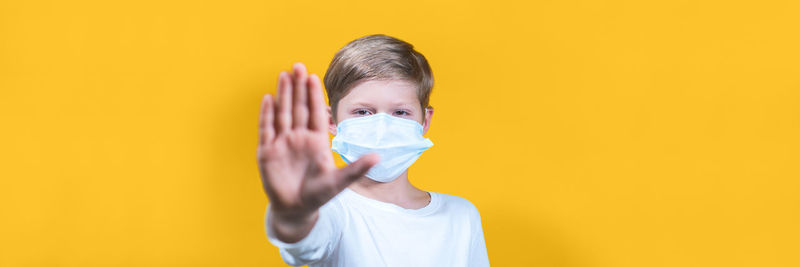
xmin=354 ymin=109 xmax=373 ymax=116
xmin=394 ymin=110 xmax=410 ymax=116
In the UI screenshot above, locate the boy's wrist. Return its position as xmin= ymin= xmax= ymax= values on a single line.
xmin=271 ymin=208 xmax=319 ymax=243
xmin=272 ymin=208 xmax=318 ymax=225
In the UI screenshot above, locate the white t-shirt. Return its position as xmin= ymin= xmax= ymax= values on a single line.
xmin=265 ymin=187 xmax=490 ymax=266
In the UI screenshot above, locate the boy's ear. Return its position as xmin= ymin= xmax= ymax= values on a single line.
xmin=328 ymin=106 xmax=337 ymax=136
xmin=422 ymin=106 xmax=434 ymax=135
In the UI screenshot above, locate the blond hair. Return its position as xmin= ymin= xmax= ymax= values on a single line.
xmin=323 ymin=34 xmax=434 ymax=121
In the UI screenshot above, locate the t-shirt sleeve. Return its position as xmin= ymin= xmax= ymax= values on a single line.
xmin=265 ymin=197 xmax=345 ymax=266
xmin=468 ymin=203 xmax=490 ymax=267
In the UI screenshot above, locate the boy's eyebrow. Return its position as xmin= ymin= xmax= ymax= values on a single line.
xmin=351 ymin=102 xmax=376 ymax=107
xmin=393 ymin=103 xmax=415 ymax=108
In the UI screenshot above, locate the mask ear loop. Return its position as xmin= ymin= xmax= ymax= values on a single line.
xmin=423 ymin=106 xmax=433 ymax=124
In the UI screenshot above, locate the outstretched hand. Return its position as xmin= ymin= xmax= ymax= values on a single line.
xmin=258 ymin=63 xmax=379 ymax=222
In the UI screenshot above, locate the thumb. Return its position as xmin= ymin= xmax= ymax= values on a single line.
xmin=333 ymin=153 xmax=380 ymax=189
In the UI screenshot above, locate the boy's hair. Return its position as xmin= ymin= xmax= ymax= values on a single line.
xmin=323 ymin=34 xmax=433 ymax=122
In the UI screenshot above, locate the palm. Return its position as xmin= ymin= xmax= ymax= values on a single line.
xmin=261 ymin=129 xmax=335 ymax=212
xmin=257 ymin=63 xmax=377 ymax=218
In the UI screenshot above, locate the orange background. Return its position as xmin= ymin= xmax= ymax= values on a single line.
xmin=1 ymin=0 xmax=799 ymax=266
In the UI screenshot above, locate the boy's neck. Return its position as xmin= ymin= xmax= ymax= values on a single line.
xmin=347 ymin=170 xmax=430 ymax=209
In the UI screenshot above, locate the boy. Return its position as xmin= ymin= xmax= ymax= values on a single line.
xmin=257 ymin=34 xmax=489 ymax=266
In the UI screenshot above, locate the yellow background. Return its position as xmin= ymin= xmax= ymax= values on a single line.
xmin=1 ymin=0 xmax=798 ymax=266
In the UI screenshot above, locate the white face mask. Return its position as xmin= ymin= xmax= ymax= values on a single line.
xmin=331 ymin=112 xmax=434 ymax=182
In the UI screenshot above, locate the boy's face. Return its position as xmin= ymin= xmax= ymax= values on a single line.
xmin=329 ymin=79 xmax=433 ymax=136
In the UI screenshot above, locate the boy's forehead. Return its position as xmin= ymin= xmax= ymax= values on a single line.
xmin=340 ymin=79 xmax=420 ymax=106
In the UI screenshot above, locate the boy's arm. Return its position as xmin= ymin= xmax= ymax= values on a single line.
xmin=469 ymin=205 xmax=490 ymax=266
xmin=257 ymin=63 xmax=378 ymax=258
xmin=265 ymin=198 xmax=345 ymax=266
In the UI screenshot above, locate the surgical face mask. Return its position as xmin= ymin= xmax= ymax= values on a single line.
xmin=331 ymin=112 xmax=433 ymax=182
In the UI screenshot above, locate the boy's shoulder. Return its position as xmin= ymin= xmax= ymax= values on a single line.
xmin=433 ymin=191 xmax=482 ymax=219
